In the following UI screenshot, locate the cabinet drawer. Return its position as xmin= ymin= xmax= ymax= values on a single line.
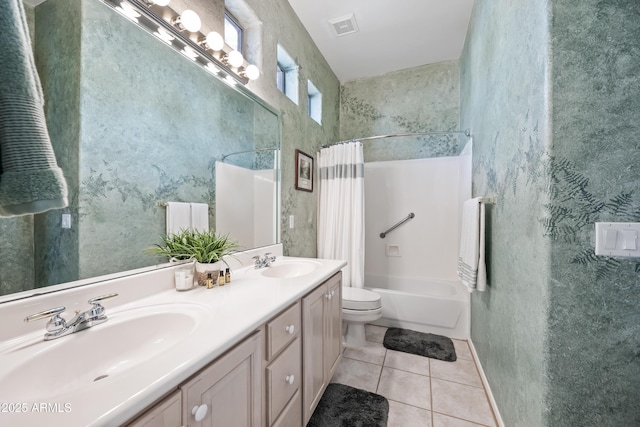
xmin=272 ymin=390 xmax=301 ymax=427
xmin=266 ymin=337 xmax=301 ymax=425
xmin=266 ymin=302 xmax=300 ymax=360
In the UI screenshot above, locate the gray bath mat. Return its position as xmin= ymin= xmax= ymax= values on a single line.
xmin=383 ymin=327 xmax=457 ymax=362
xmin=307 ymin=383 xmax=389 ymax=427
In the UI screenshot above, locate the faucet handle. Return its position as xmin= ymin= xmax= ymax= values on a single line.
xmin=24 ymin=306 xmax=66 ymax=323
xmin=87 ymin=293 xmax=118 ymax=321
xmin=24 ymin=306 xmax=68 ymax=336
xmin=87 ymin=293 xmax=118 ymax=305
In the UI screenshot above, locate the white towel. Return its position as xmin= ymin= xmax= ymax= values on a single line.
xmin=166 ymin=202 xmax=191 ymax=235
xmin=190 ymin=203 xmax=209 ymax=232
xmin=457 ymin=197 xmax=487 ymax=292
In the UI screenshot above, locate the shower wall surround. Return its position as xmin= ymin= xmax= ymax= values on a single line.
xmin=339 ymin=61 xmax=462 ymax=160
xmin=365 ymin=156 xmax=470 ymax=282
xmin=461 ymin=0 xmax=640 ymax=425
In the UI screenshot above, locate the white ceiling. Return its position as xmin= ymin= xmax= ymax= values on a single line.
xmin=287 ymin=0 xmax=475 ymax=82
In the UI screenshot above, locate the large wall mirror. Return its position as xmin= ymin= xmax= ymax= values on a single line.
xmin=0 ymin=0 xmax=281 ymax=299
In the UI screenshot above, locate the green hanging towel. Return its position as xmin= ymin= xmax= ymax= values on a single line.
xmin=0 ymin=0 xmax=68 ymax=217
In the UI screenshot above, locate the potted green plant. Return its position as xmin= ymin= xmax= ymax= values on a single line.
xmin=147 ymin=229 xmax=239 ymax=286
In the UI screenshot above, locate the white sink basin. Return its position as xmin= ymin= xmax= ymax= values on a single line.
xmin=250 ymin=260 xmax=322 ymax=279
xmin=0 ymin=303 xmax=209 ymax=400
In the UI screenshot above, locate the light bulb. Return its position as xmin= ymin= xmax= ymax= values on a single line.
xmin=227 ymin=50 xmax=244 ymax=68
xmin=244 ymin=64 xmax=260 ymax=80
xmin=205 ymin=32 xmax=224 ymax=51
xmin=178 ymin=10 xmax=201 ymax=32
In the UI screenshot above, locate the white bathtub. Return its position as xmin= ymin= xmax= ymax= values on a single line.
xmin=365 ymin=274 xmax=470 ymax=339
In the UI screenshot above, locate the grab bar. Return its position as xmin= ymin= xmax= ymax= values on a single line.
xmin=380 ymin=213 xmax=415 ymax=238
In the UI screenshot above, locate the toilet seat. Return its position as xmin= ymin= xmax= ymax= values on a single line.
xmin=342 ymin=287 xmax=382 ymax=311
xmin=342 ymin=306 xmax=383 ymax=323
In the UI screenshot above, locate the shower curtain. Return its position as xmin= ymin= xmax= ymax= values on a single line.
xmin=317 ymin=142 xmax=365 ymax=288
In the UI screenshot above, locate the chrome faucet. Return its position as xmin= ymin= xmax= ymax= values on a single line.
xmin=24 ymin=293 xmax=118 ymax=341
xmin=253 ymin=252 xmax=277 ymax=269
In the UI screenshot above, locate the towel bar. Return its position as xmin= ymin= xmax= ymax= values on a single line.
xmin=380 ymin=213 xmax=415 ymax=238
xmin=480 ymin=196 xmax=497 ymax=204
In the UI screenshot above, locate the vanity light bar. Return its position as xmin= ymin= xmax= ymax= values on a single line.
xmin=103 ymin=0 xmax=253 ymax=85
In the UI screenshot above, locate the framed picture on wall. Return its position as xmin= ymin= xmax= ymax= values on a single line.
xmin=295 ymin=149 xmax=313 ymax=192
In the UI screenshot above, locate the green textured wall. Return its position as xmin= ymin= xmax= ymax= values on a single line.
xmin=461 ymin=0 xmax=640 ymax=425
xmin=340 ymin=61 xmax=462 ymax=161
xmin=77 ymin=0 xmax=269 ymax=277
xmin=33 ymin=0 xmax=81 ymax=286
xmin=547 ymin=0 xmax=640 ymax=424
xmin=460 ymin=0 xmax=551 ymax=425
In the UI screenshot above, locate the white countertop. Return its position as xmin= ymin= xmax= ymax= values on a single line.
xmin=0 ymin=255 xmax=346 ymax=427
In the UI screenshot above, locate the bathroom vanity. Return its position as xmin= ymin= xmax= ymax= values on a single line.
xmin=0 ymin=250 xmax=345 ymax=427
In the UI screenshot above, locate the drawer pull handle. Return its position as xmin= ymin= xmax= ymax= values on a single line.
xmin=285 ymin=324 xmax=295 ymax=334
xmin=192 ymin=404 xmax=208 ymax=422
xmin=285 ymin=374 xmax=295 ymax=385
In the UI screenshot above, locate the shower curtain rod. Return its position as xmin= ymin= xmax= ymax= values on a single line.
xmin=322 ymin=129 xmax=471 ymax=149
xmin=220 ymin=147 xmax=279 ymax=162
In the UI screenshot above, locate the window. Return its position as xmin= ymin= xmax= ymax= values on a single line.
xmin=224 ymin=11 xmax=243 ymax=52
xmin=307 ymin=80 xmax=322 ymax=125
xmin=276 ymin=63 xmax=286 ymax=93
xmin=276 ymin=44 xmax=298 ymax=104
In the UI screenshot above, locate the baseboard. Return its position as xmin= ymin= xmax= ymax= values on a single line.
xmin=468 ymin=338 xmax=505 ymax=427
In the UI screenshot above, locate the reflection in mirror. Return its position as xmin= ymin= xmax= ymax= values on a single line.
xmin=216 ymin=148 xmax=280 ymax=250
xmin=0 ymin=0 xmax=280 ymax=299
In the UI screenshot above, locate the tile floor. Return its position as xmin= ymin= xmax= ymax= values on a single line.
xmin=330 ymin=325 xmax=497 ymax=427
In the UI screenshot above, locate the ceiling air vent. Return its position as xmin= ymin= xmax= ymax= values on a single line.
xmin=328 ymin=14 xmax=359 ymax=37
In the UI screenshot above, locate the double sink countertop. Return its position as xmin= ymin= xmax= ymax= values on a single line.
xmin=0 ymin=255 xmax=346 ymax=427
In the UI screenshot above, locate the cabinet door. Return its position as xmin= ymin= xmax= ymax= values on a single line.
xmin=127 ymin=390 xmax=182 ymax=427
xmin=302 ymin=283 xmax=327 ymax=423
xmin=324 ymin=274 xmax=342 ymax=380
xmin=181 ymin=331 xmax=262 ymax=427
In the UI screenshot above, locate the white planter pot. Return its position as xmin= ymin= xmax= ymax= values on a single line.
xmin=195 ymin=261 xmax=223 ymax=286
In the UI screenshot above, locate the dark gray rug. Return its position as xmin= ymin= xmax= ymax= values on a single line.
xmin=307 ymin=383 xmax=389 ymax=427
xmin=383 ymin=327 xmax=457 ymax=362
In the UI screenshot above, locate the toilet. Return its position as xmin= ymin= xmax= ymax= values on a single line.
xmin=342 ymin=287 xmax=383 ymax=348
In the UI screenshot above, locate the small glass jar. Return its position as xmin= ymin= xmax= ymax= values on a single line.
xmin=174 ymin=263 xmax=195 ymax=291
